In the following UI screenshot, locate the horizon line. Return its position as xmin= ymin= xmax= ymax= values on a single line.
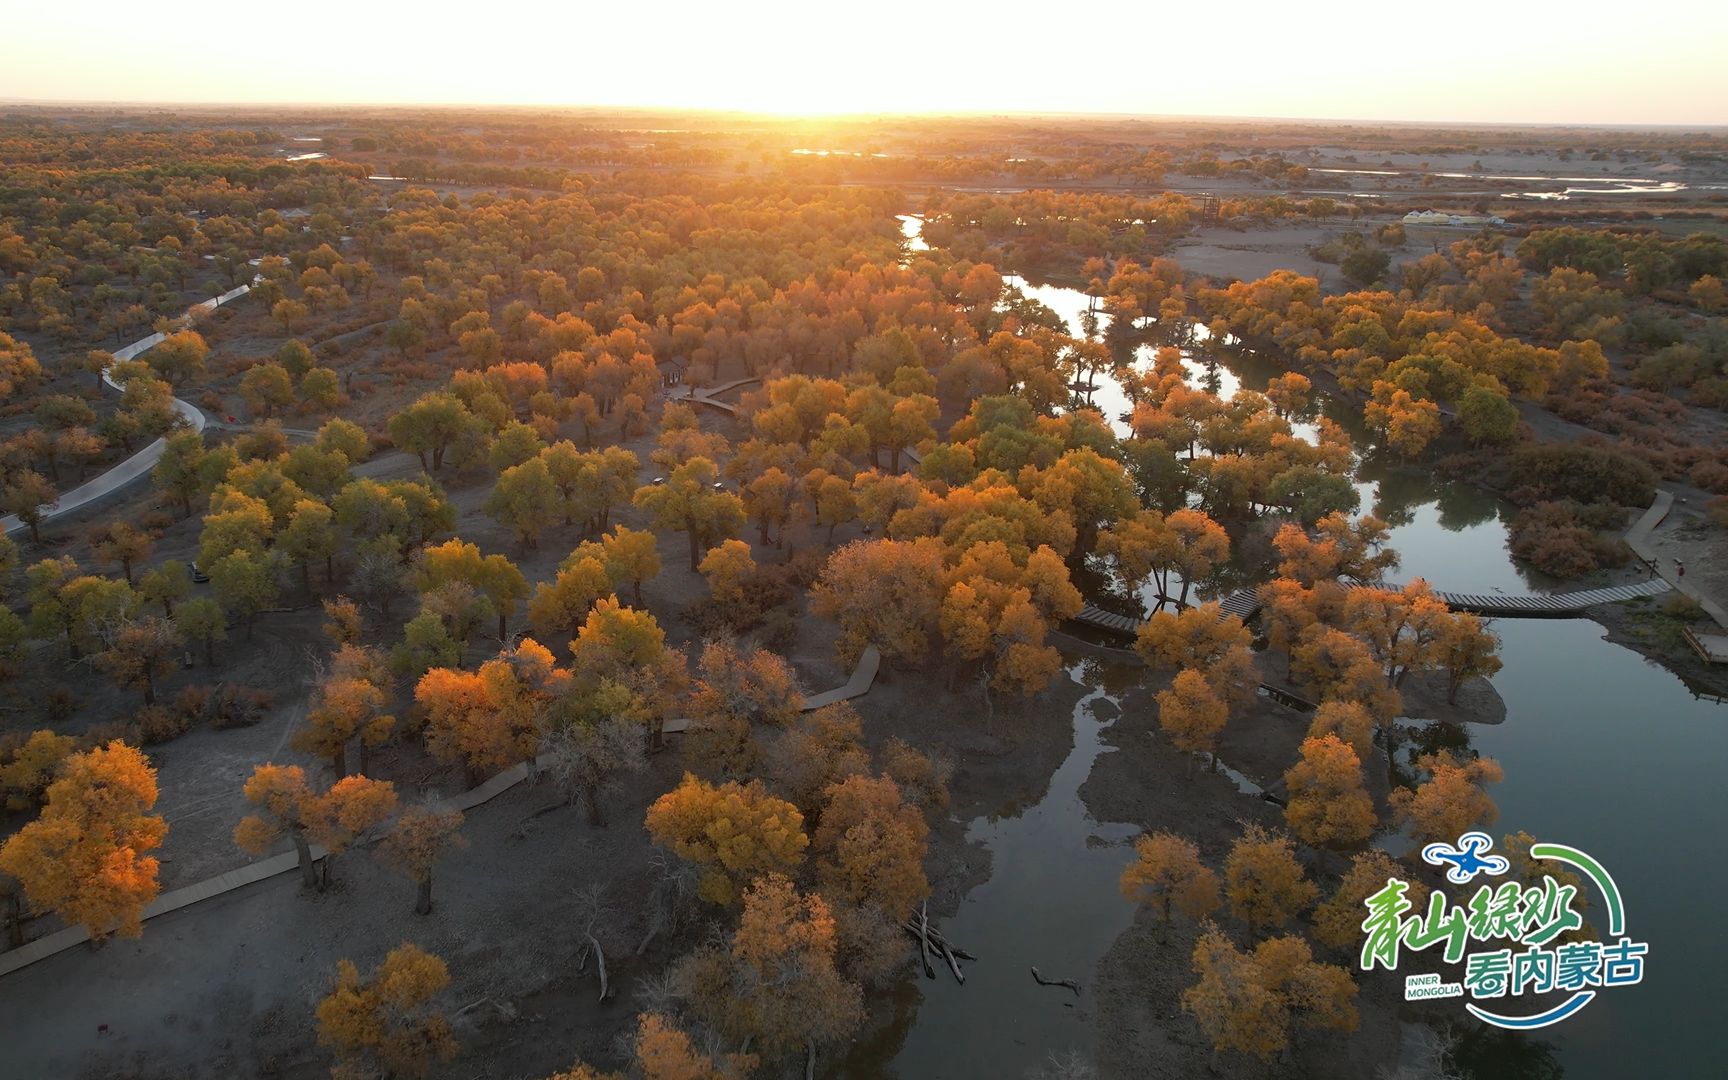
xmin=2 ymin=97 xmax=1725 ymax=133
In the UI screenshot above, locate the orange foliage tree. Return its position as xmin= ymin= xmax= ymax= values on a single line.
xmin=316 ymin=943 xmax=457 ymax=1079
xmin=1282 ymin=734 xmax=1376 ymax=848
xmin=234 ymin=764 xmax=398 ymax=889
xmin=1223 ymin=824 xmax=1318 ymax=935
xmin=644 ymin=773 xmax=808 ymax=906
xmin=675 ymin=874 xmax=864 ymax=1071
xmin=1388 ymin=751 xmax=1503 ymax=845
xmin=415 ymin=639 xmax=565 ymax=786
xmin=0 ymin=740 xmax=167 ymax=941
xmin=1119 ymin=831 xmax=1220 ymax=940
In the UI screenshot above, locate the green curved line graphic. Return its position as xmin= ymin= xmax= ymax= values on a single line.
xmin=1530 ymin=842 xmax=1624 ymax=936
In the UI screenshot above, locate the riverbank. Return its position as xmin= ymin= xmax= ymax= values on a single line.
xmin=1079 ymin=676 xmax=1407 ymax=1078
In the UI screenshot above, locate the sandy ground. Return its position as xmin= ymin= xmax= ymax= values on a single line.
xmin=1169 ymin=223 xmax=1350 ymax=290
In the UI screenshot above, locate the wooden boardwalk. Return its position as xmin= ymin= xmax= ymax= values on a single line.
xmin=1073 ymin=576 xmax=1673 ymax=639
xmin=675 ymin=376 xmax=760 ymax=415
xmin=1418 ymin=578 xmax=1671 ymax=617
xmin=0 ymin=645 xmax=881 ymax=978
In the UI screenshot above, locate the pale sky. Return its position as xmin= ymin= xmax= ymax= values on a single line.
xmin=4 ymin=0 xmax=1726 ymax=125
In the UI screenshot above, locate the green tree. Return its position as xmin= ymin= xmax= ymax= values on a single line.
xmin=388 ymin=392 xmax=475 ymax=473
xmin=485 ymin=457 xmax=560 ymax=548
xmin=239 ymin=362 xmax=295 ymax=419
xmin=209 ymin=550 xmax=281 ymax=637
xmin=175 ymin=596 xmax=227 ymax=664
xmin=1457 ymin=385 xmax=1520 ymax=446
xmin=633 ymin=458 xmax=746 ymax=571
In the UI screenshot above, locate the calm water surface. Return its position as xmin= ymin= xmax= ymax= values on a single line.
xmin=869 ymin=220 xmax=1726 ymax=1078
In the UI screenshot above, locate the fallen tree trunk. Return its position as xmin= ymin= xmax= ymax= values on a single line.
xmin=901 ymin=918 xmax=977 ymax=961
xmin=935 ymin=937 xmax=965 ymax=984
xmin=586 ymin=933 xmax=610 ymax=1002
xmin=1030 ymin=967 xmax=1082 ymax=997
xmin=917 ymin=902 xmax=935 ymax=980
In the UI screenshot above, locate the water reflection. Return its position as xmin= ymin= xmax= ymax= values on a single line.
xmin=888 ymin=216 xmax=1727 ymax=1079
xmin=991 ymin=257 xmax=1538 ymax=601
xmin=861 ymin=660 xmax=1145 ymax=1077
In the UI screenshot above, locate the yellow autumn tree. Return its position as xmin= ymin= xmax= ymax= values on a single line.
xmin=1291 ymin=625 xmax=1402 ymax=725
xmin=1223 ymin=824 xmax=1317 ymax=934
xmin=1364 ymin=384 xmax=1442 ymax=457
xmin=1138 ymin=604 xmax=1241 ymax=670
xmin=0 ymin=729 xmax=78 ymax=812
xmin=0 ymin=740 xmax=166 ymax=941
xmin=1342 ymin=579 xmax=1451 ymax=688
xmin=676 ymin=874 xmax=864 ymax=1069
xmin=644 ymin=773 xmax=808 ymax=906
xmin=1312 ymin=851 xmax=1429 ymax=952
xmin=1283 ymin=735 xmax=1376 ymax=848
xmin=316 ymin=943 xmax=456 ymax=1079
xmin=812 ymin=774 xmax=930 ymax=915
xmin=1120 ymin=831 xmax=1220 ymax=940
xmin=1184 ymin=928 xmax=1358 ymax=1063
xmin=1156 ymin=669 xmax=1230 ymax=765
xmin=1307 ymin=699 xmax=1377 ymax=762
xmin=697 ymin=539 xmax=756 ymax=609
xmin=1388 ymin=751 xmax=1503 ymax=845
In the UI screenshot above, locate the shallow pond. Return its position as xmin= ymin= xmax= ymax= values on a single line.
xmin=869 ymin=218 xmax=1727 ymax=1078
xmin=840 ymin=660 xmax=1146 ymax=1078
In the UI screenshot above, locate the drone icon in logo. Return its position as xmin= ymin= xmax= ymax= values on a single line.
xmin=1421 ymin=831 xmax=1511 ymax=884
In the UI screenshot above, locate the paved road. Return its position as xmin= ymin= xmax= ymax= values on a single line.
xmin=1 ymin=282 xmax=253 ymax=536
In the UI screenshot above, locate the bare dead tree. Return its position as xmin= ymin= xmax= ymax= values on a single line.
xmin=573 ymin=882 xmax=615 ymax=1003
xmin=636 ymin=848 xmax=698 ymax=956
xmin=542 ymin=718 xmax=646 ymax=826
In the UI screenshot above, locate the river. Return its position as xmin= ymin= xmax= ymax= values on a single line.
xmin=868 ymin=215 xmax=1728 ymax=1079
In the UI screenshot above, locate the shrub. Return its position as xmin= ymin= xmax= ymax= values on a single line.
xmin=83 ymin=719 xmax=140 ymax=747
xmin=138 ymin=508 xmax=176 ymax=532
xmin=44 ymin=687 xmax=79 ymax=722
xmin=758 ymin=609 xmax=797 ymax=653
xmin=136 ymin=705 xmax=190 ymax=745
xmin=1661 ymin=593 xmax=1706 ymax=621
xmin=1688 ymin=459 xmax=1728 ymax=494
xmin=1709 ymin=496 xmax=1728 ymax=528
xmin=172 ymin=685 xmax=213 ymax=725
xmin=209 ymin=685 xmax=267 ymax=729
xmin=1497 ymin=442 xmax=1656 ymax=507
xmin=1508 ymin=501 xmax=1631 ymax=578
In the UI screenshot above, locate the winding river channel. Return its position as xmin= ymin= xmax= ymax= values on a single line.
xmin=859 ymin=216 xmax=1728 ymax=1079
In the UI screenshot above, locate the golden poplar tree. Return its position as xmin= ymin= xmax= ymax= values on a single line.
xmin=0 ymin=740 xmax=166 ymax=941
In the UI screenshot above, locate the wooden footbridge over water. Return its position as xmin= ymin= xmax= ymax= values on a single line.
xmin=1075 ymin=575 xmax=1674 ymax=639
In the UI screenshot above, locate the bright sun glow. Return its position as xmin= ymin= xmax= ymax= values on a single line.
xmin=5 ymin=0 xmax=1728 ymax=124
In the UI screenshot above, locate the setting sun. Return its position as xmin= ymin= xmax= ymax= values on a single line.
xmin=6 ymin=0 xmax=1728 ymax=123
